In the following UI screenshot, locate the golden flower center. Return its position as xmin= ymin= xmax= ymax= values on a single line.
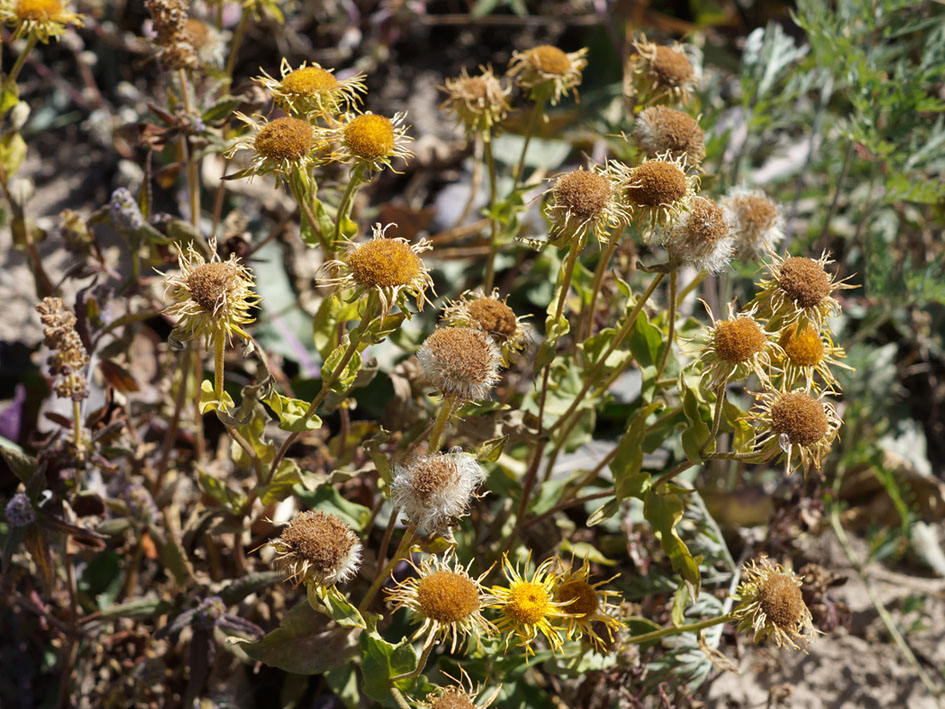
xmin=556 ymin=580 xmax=599 ymax=617
xmin=281 ymin=66 xmax=338 ymax=95
xmin=626 ymin=160 xmax=687 ymax=207
xmin=759 ymin=572 xmax=805 ymax=628
xmin=423 ymin=328 xmax=496 ymax=383
xmin=505 ymin=581 xmax=551 ymax=625
xmin=416 ymin=571 xmax=481 ymax=623
xmin=686 ymin=197 xmax=728 ymax=245
xmin=410 ymin=457 xmax=460 ymax=498
xmin=431 ymin=692 xmax=476 ymax=709
xmin=254 ymin=117 xmax=315 ymax=162
xmin=554 ymin=169 xmax=612 ymax=218
xmin=17 ymin=0 xmax=62 ymax=20
xmin=778 ymin=257 xmax=832 ymax=308
xmin=528 ymin=45 xmax=572 ymax=75
xmin=467 ymin=298 xmax=518 ymax=340
xmin=714 ymin=317 xmax=766 ymax=364
xmin=780 ymin=324 xmax=825 ymax=366
xmin=343 ymin=114 xmax=396 ymax=160
xmin=186 ymin=262 xmax=237 ymax=312
xmin=735 ymin=195 xmax=778 ymax=233
xmin=347 ymin=238 xmax=422 ymax=289
xmin=771 ymin=392 xmax=829 ymax=446
xmin=458 ymin=76 xmax=489 ymax=101
xmin=651 ymin=46 xmax=694 ymax=85
xmin=281 ymin=511 xmax=357 ymax=572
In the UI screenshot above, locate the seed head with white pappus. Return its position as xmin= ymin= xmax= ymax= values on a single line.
xmin=662 ymin=195 xmax=735 ymax=274
xmin=721 ymin=187 xmax=784 ymax=262
xmin=270 ymin=510 xmax=362 ymax=588
xmin=634 ymin=106 xmax=705 ymax=167
xmin=615 ymin=153 xmax=696 ymax=241
xmin=390 ymin=452 xmax=487 ymax=534
xmin=418 ymin=327 xmax=502 ymax=402
xmin=441 ymin=289 xmax=530 ymax=364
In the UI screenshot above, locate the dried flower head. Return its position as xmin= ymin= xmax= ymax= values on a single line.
xmin=698 ymin=303 xmax=774 ymax=388
xmin=616 ymin=153 xmax=696 ymax=241
xmin=256 ymin=58 xmax=367 ymax=118
xmin=487 ymin=552 xmax=571 ymax=656
xmin=36 ymin=297 xmax=89 ymax=401
xmin=544 ymin=164 xmax=630 ymax=243
xmin=5 ymin=492 xmax=35 ymax=527
xmin=5 ymin=0 xmax=84 ymax=42
xmin=418 ymin=327 xmax=502 ymax=402
xmin=417 ymin=668 xmax=499 ymax=709
xmin=144 ymin=0 xmax=186 ymax=45
xmin=634 ymin=106 xmax=705 ymax=167
xmin=746 ymin=388 xmax=841 ymax=474
xmin=440 ymin=65 xmax=511 ymax=136
xmin=776 ymin=322 xmax=850 ymax=392
xmin=390 ymin=451 xmax=487 ymax=534
xmin=722 ymin=187 xmax=784 ymax=261
xmin=225 ymin=113 xmax=327 ymax=179
xmin=624 ymin=36 xmax=699 ymax=109
xmin=329 ymin=111 xmax=413 ymax=172
xmin=271 ymin=510 xmax=362 ymax=587
xmin=160 ymin=244 xmax=260 ymax=347
xmin=662 ymin=196 xmax=735 ymax=273
xmin=507 ymin=44 xmax=588 ymax=105
xmin=441 ymin=289 xmax=529 ymax=364
xmin=733 ymin=556 xmax=818 ymax=651
xmin=183 ymin=18 xmax=224 ymax=66
xmin=554 ymin=557 xmax=624 ymax=651
xmin=320 ymin=223 xmax=435 ymax=318
xmin=385 ymin=554 xmax=495 ymax=651
xmin=751 ymin=252 xmax=854 ymax=331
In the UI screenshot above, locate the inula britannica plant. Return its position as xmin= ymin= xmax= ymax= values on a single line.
xmin=5 ymin=1 xmax=945 ymax=706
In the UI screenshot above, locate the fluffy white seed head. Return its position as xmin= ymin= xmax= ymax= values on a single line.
xmin=390 ymin=452 xmax=487 ymax=534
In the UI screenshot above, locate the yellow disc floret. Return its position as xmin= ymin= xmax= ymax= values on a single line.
xmin=254 ymin=117 xmax=315 ymax=162
xmin=528 ymin=45 xmax=572 ymax=75
xmin=17 ymin=0 xmax=63 ymax=20
xmin=347 ymin=238 xmax=422 ymax=289
xmin=343 ymin=114 xmax=396 ymax=160
xmin=416 ymin=571 xmax=482 ymax=624
xmin=504 ymin=581 xmax=552 ymax=625
xmin=281 ymin=66 xmax=339 ymax=95
xmin=714 ymin=317 xmax=767 ymax=364
xmin=780 ymin=324 xmax=824 ymax=367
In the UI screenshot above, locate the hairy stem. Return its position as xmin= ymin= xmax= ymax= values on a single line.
xmin=360 ymin=524 xmax=417 ymax=613
xmin=625 ymin=612 xmax=737 ymax=645
xmin=427 ymin=399 xmax=455 ymax=452
xmin=654 ymin=270 xmax=677 ymax=382
xmin=482 ymin=130 xmax=500 ymax=291
xmin=512 ymin=92 xmax=548 ymax=191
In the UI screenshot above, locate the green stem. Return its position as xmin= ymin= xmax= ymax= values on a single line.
xmin=677 ymin=270 xmax=706 ymax=303
xmin=390 ymin=688 xmax=412 ymax=709
xmin=391 ymin=634 xmax=435 ymax=683
xmin=512 ymin=92 xmax=549 ymax=191
xmin=482 ymin=131 xmax=500 ymax=292
xmin=334 ymin=166 xmax=365 ymax=246
xmin=699 ymin=378 xmax=728 ymax=458
xmin=178 ymin=69 xmax=200 ymax=231
xmin=289 ymin=173 xmax=330 ymax=252
xmin=213 ymin=330 xmax=226 ymax=402
xmin=427 ymin=399 xmax=455 ymax=452
xmin=626 ymin=613 xmax=737 ymax=645
xmin=224 ymin=9 xmax=250 ymax=85
xmin=578 ymin=234 xmax=621 ymax=343
xmin=7 ymin=31 xmax=37 ymax=83
xmin=654 ymin=271 xmax=677 ymax=383
xmin=359 ymin=524 xmax=417 ymax=613
xmin=72 ymin=400 xmax=83 ymax=470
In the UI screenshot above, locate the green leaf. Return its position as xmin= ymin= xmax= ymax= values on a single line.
xmin=256 ymin=459 xmax=303 ymax=505
xmin=671 ymin=583 xmax=690 ymax=627
xmin=264 ymin=391 xmax=322 ymax=433
xmin=297 ymin=485 xmax=372 ymax=533
xmin=0 ymin=131 xmax=27 ymax=178
xmin=587 ymin=497 xmax=619 ymax=527
xmin=96 ymin=597 xmax=172 ymax=621
xmin=680 ymin=382 xmax=712 ymax=463
xmin=198 ymin=469 xmax=246 ymax=514
xmin=610 ymin=402 xmax=663 ymax=501
xmin=359 ymin=630 xmax=421 ymax=707
xmin=0 ymin=79 xmax=19 ymax=116
xmin=362 ymin=427 xmax=392 ymax=485
xmin=477 ymin=436 xmax=508 ymax=464
xmin=219 ymin=571 xmax=284 ymax=606
xmin=1 ymin=444 xmax=37 ymax=484
xmin=721 ymin=398 xmax=753 ymax=453
xmin=198 ymin=379 xmax=234 ymax=414
xmin=643 ymin=488 xmax=701 ymax=596
xmin=201 ymin=97 xmax=240 ymax=123
xmin=236 ymin=600 xmax=356 ymax=675
xmin=307 ymin=584 xmax=367 ymax=629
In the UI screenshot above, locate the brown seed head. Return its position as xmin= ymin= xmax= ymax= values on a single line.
xmin=467 ymin=297 xmax=518 ymax=341
xmin=456 ymin=76 xmax=489 ymax=100
xmin=778 ymin=257 xmax=832 ymax=308
xmin=347 ymin=238 xmax=422 ymax=289
xmin=431 ymin=692 xmax=476 ymax=709
xmin=410 ymin=456 xmax=461 ymax=499
xmin=280 ymin=511 xmax=358 ymax=574
xmin=780 ymin=324 xmax=825 ymax=366
xmin=637 ymin=106 xmax=704 ymax=160
xmin=651 ymin=45 xmax=694 ymax=85
xmin=186 ymin=261 xmax=237 ymax=312
xmin=553 ymin=169 xmax=612 ymax=218
xmin=760 ymin=572 xmax=806 ymax=628
xmin=626 ymin=160 xmax=687 ymax=207
xmin=556 ymin=580 xmax=599 ymax=617
xmin=734 ymin=194 xmax=778 ymax=233
xmin=254 ymin=117 xmax=314 ymax=162
xmin=343 ymin=114 xmax=395 ymax=160
xmin=281 ymin=66 xmax=338 ymax=95
xmin=714 ymin=317 xmax=766 ymax=364
xmin=527 ymin=45 xmax=572 ymax=75
xmin=685 ymin=196 xmax=728 ymax=245
xmin=771 ymin=392 xmax=829 ymax=446
xmin=416 ymin=571 xmax=481 ymax=623
xmin=422 ymin=328 xmax=498 ymax=392
xmin=184 ymin=17 xmax=209 ymax=46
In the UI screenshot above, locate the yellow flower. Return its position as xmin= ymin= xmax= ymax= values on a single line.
xmin=543 ymin=163 xmax=631 ymax=244
xmin=225 ymin=113 xmax=328 ymax=179
xmin=624 ymin=36 xmax=699 ymax=109
xmin=508 ymin=44 xmax=588 ymax=105
xmin=750 ymin=251 xmax=855 ymax=331
xmin=256 ymin=57 xmax=367 ymax=119
xmin=776 ymin=322 xmax=851 ymax=392
xmin=698 ymin=303 xmax=776 ymax=388
xmin=385 ymin=554 xmax=495 ymax=652
xmin=441 ymin=288 xmax=530 ymax=365
xmin=745 ymin=387 xmax=841 ymax=474
xmin=4 ymin=0 xmax=83 ymax=42
xmin=733 ymin=556 xmax=818 ymax=651
xmin=486 ymin=552 xmax=571 ymax=656
xmin=160 ymin=244 xmax=259 ymax=347
xmin=319 ymin=223 xmax=435 ymax=318
xmin=328 ymin=111 xmax=413 ymax=172
xmin=440 ymin=65 xmax=511 ymax=137
xmin=554 ymin=557 xmax=624 ymax=651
